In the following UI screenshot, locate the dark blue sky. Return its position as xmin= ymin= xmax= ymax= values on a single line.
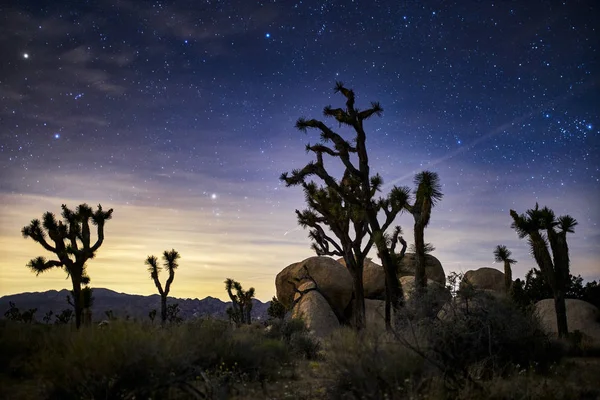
xmin=0 ymin=0 xmax=598 ymax=300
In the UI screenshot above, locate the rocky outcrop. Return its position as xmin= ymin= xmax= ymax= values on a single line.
xmin=463 ymin=267 xmax=505 ymax=293
xmin=336 ymin=258 xmax=385 ymax=299
xmin=365 ymin=299 xmax=386 ymax=331
xmin=276 ymin=256 xmax=353 ymax=318
xmin=535 ymin=299 xmax=600 ymax=345
xmin=292 ymin=290 xmax=340 ymax=338
xmin=400 ymin=276 xmax=451 ymax=304
xmin=397 ymin=253 xmax=446 ymax=286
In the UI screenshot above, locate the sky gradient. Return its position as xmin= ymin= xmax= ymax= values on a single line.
xmin=1 ymin=0 xmax=598 ymax=301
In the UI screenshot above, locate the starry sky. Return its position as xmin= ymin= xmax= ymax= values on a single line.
xmin=0 ymin=0 xmax=598 ymax=302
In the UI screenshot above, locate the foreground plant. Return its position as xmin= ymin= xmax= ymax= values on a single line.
xmin=145 ymin=249 xmax=180 ymax=324
xmin=21 ymin=203 xmax=113 ymax=328
xmin=510 ymin=204 xmax=577 ymax=338
xmin=281 ymin=82 xmax=410 ymax=329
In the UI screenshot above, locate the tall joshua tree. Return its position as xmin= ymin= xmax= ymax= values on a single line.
xmin=405 ymin=171 xmax=443 ymax=293
xmin=493 ymin=245 xmax=517 ymax=293
xmin=21 ymin=203 xmax=113 ymax=329
xmin=281 ymin=82 xmax=410 ymax=330
xmin=225 ymin=278 xmax=255 ymax=325
xmin=145 ymin=249 xmax=180 ymax=324
xmin=510 ymin=204 xmax=577 ymax=338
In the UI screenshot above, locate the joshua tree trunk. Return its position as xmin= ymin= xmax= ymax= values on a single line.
xmin=504 ymin=261 xmax=513 ymax=293
xmin=349 ymin=264 xmax=366 ymax=330
xmin=71 ymin=277 xmax=82 ymax=329
xmin=554 ymin=289 xmax=569 ymax=338
xmin=414 ymin=219 xmax=426 ymax=293
xmin=161 ymin=295 xmax=167 ymax=324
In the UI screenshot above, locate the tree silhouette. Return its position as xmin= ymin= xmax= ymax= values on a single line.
xmin=21 ymin=203 xmax=113 ymax=329
xmin=267 ymin=296 xmax=287 ymax=320
xmin=68 ymin=286 xmax=94 ymax=325
xmin=404 ymin=171 xmax=443 ymax=293
xmin=493 ymin=245 xmax=517 ymax=293
xmin=225 ymin=278 xmax=255 ymax=325
xmin=281 ymin=82 xmax=410 ymax=329
xmin=509 ymin=204 xmax=577 ymax=338
xmin=145 ymin=249 xmax=180 ymax=324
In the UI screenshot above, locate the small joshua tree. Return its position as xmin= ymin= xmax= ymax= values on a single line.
xmin=21 ymin=203 xmax=113 ymax=329
xmin=493 ymin=245 xmax=517 ymax=293
xmin=405 ymin=171 xmax=443 ymax=294
xmin=43 ymin=310 xmax=54 ymax=324
xmin=510 ymin=204 xmax=577 ymax=338
xmin=225 ymin=278 xmax=255 ymax=325
xmin=145 ymin=249 xmax=180 ymax=324
xmin=55 ymin=309 xmax=74 ymax=324
xmin=267 ymin=296 xmax=287 ymax=320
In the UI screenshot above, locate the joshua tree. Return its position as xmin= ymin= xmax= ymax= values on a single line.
xmin=225 ymin=278 xmax=255 ymax=325
xmin=493 ymin=245 xmax=517 ymax=293
xmin=43 ymin=310 xmax=54 ymax=324
xmin=510 ymin=204 xmax=577 ymax=338
xmin=55 ymin=309 xmax=74 ymax=324
xmin=21 ymin=203 xmax=113 ymax=329
xmin=68 ymin=286 xmax=94 ymax=325
xmin=267 ymin=296 xmax=287 ymax=320
xmin=404 ymin=171 xmax=443 ymax=293
xmin=145 ymin=249 xmax=180 ymax=324
xmin=281 ymin=82 xmax=410 ymax=330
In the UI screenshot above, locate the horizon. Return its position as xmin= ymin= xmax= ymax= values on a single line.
xmin=1 ymin=1 xmax=598 ymax=302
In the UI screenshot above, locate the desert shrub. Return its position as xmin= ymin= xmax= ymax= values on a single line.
xmin=324 ymin=327 xmax=425 ymax=400
xmin=265 ymin=318 xmax=321 ymax=359
xmin=456 ymin=361 xmax=600 ymax=400
xmin=395 ymin=290 xmax=557 ymax=390
xmin=0 ymin=320 xmax=52 ymax=379
xmin=13 ymin=317 xmax=298 ymax=399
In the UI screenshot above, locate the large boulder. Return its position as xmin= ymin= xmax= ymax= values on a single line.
xmin=535 ymin=299 xmax=600 ymax=345
xmin=463 ymin=267 xmax=505 ymax=293
xmin=397 ymin=253 xmax=446 ymax=286
xmin=276 ymin=256 xmax=353 ymax=318
xmin=292 ymin=290 xmax=340 ymax=338
xmin=365 ymin=299 xmax=386 ymax=331
xmin=337 ymin=257 xmax=385 ymax=299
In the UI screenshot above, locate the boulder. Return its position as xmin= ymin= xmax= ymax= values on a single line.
xmin=276 ymin=256 xmax=353 ymax=318
xmin=292 ymin=290 xmax=340 ymax=338
xmin=397 ymin=253 xmax=446 ymax=286
xmin=365 ymin=299 xmax=386 ymax=331
xmin=535 ymin=299 xmax=600 ymax=345
xmin=463 ymin=267 xmax=505 ymax=293
xmin=337 ymin=257 xmax=385 ymax=299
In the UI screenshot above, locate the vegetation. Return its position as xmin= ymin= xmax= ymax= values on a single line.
xmin=145 ymin=249 xmax=180 ymax=324
xmin=267 ymin=296 xmax=287 ymax=320
xmin=493 ymin=245 xmax=517 ymax=293
xmin=21 ymin=203 xmax=113 ymax=328
xmin=510 ymin=204 xmax=577 ymax=337
xmin=405 ymin=171 xmax=444 ymax=293
xmin=225 ymin=278 xmax=256 ymax=325
xmin=280 ymin=82 xmax=411 ymax=329
xmin=3 ymin=302 xmax=37 ymax=323
xmin=511 ymin=267 xmax=600 ymax=309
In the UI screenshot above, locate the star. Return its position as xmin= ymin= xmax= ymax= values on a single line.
xmin=23 ymin=53 xmax=29 ymax=59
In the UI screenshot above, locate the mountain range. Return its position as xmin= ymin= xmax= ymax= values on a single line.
xmin=0 ymin=288 xmax=271 ymax=323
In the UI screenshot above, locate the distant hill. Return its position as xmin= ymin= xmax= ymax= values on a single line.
xmin=0 ymin=288 xmax=270 ymax=323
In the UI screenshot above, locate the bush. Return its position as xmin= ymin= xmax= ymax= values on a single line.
xmin=0 ymin=317 xmax=302 ymax=399
xmin=323 ymin=327 xmax=426 ymax=400
xmin=266 ymin=318 xmax=321 ymax=360
xmin=396 ymin=290 xmax=557 ymax=390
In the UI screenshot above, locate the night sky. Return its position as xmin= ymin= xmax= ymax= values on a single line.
xmin=1 ymin=0 xmax=598 ymax=301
